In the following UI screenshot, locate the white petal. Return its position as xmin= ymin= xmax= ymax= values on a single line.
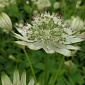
xmin=13 ymin=32 xmax=34 ymax=42
xmin=28 ymin=41 xmax=44 ymax=50
xmin=28 ymin=78 xmax=35 ymax=85
xmin=52 ymin=41 xmax=80 ymax=50
xmin=43 ymin=41 xmax=55 ymax=54
xmin=14 ymin=41 xmax=29 ymax=46
xmin=51 ymin=41 xmax=71 ymax=56
xmin=21 ymin=70 xmax=26 ymax=85
xmin=64 ymin=28 xmax=73 ymax=35
xmin=65 ymin=45 xmax=80 ymax=50
xmin=13 ymin=68 xmax=20 ymax=85
xmin=16 ymin=27 xmax=26 ymax=37
xmin=1 ymin=72 xmax=13 ymax=85
xmin=65 ymin=37 xmax=83 ymax=44
xmin=55 ymin=48 xmax=71 ymax=56
xmin=35 ymin=83 xmax=40 ymax=85
xmin=15 ymin=41 xmax=44 ymax=50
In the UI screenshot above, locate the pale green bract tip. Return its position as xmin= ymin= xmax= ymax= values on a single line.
xmin=1 ymin=68 xmax=40 ymax=85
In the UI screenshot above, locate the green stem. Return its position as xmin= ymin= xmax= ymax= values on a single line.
xmin=44 ymin=53 xmax=47 ymax=85
xmin=23 ymin=48 xmax=37 ymax=82
xmin=50 ymin=54 xmax=55 ymax=74
xmin=52 ymin=56 xmax=65 ymax=85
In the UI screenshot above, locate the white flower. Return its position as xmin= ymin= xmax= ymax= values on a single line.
xmin=13 ymin=11 xmax=83 ymax=56
xmin=1 ymin=68 xmax=40 ymax=85
xmin=0 ymin=12 xmax=12 ymax=31
xmin=37 ymin=0 xmax=51 ymax=10
xmin=53 ymin=2 xmax=60 ymax=10
xmin=71 ymin=16 xmax=84 ymax=31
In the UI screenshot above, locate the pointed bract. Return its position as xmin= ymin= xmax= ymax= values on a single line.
xmin=1 ymin=72 xmax=13 ymax=85
xmin=21 ymin=69 xmax=26 ymax=85
xmin=13 ymin=67 xmax=20 ymax=85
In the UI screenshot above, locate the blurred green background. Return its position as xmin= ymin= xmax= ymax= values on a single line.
xmin=0 ymin=0 xmax=85 ymax=85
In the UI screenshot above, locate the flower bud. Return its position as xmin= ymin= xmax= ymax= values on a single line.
xmin=71 ymin=16 xmax=84 ymax=31
xmin=37 ymin=0 xmax=51 ymax=10
xmin=26 ymin=0 xmax=29 ymax=5
xmin=64 ymin=60 xmax=74 ymax=69
xmin=33 ymin=10 xmax=38 ymax=15
xmin=79 ymin=32 xmax=85 ymax=39
xmin=0 ymin=12 xmax=12 ymax=31
xmin=53 ymin=2 xmax=60 ymax=10
xmin=76 ymin=0 xmax=82 ymax=9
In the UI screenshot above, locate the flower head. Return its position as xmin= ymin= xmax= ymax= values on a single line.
xmin=14 ymin=11 xmax=83 ymax=56
xmin=1 ymin=68 xmax=40 ymax=85
xmin=0 ymin=12 xmax=12 ymax=31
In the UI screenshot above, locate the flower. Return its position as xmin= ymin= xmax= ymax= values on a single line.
xmin=37 ymin=0 xmax=51 ymax=10
xmin=53 ymin=2 xmax=60 ymax=10
xmin=0 ymin=12 xmax=12 ymax=31
xmin=71 ymin=16 xmax=84 ymax=31
xmin=1 ymin=68 xmax=40 ymax=85
xmin=13 ymin=11 xmax=83 ymax=56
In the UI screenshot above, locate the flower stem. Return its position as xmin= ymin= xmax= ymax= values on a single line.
xmin=50 ymin=54 xmax=55 ymax=73
xmin=44 ymin=53 xmax=48 ymax=85
xmin=23 ymin=48 xmax=37 ymax=82
xmin=52 ymin=56 xmax=65 ymax=85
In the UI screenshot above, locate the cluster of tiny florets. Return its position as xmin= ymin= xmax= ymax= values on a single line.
xmin=20 ymin=11 xmax=75 ymax=45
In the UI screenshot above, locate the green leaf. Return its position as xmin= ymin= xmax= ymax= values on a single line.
xmin=24 ymin=5 xmax=32 ymax=13
xmin=34 ymin=62 xmax=45 ymax=70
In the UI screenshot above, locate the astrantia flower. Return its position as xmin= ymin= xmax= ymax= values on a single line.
xmin=1 ymin=68 xmax=40 ymax=85
xmin=13 ymin=11 xmax=83 ymax=56
xmin=0 ymin=12 xmax=12 ymax=31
